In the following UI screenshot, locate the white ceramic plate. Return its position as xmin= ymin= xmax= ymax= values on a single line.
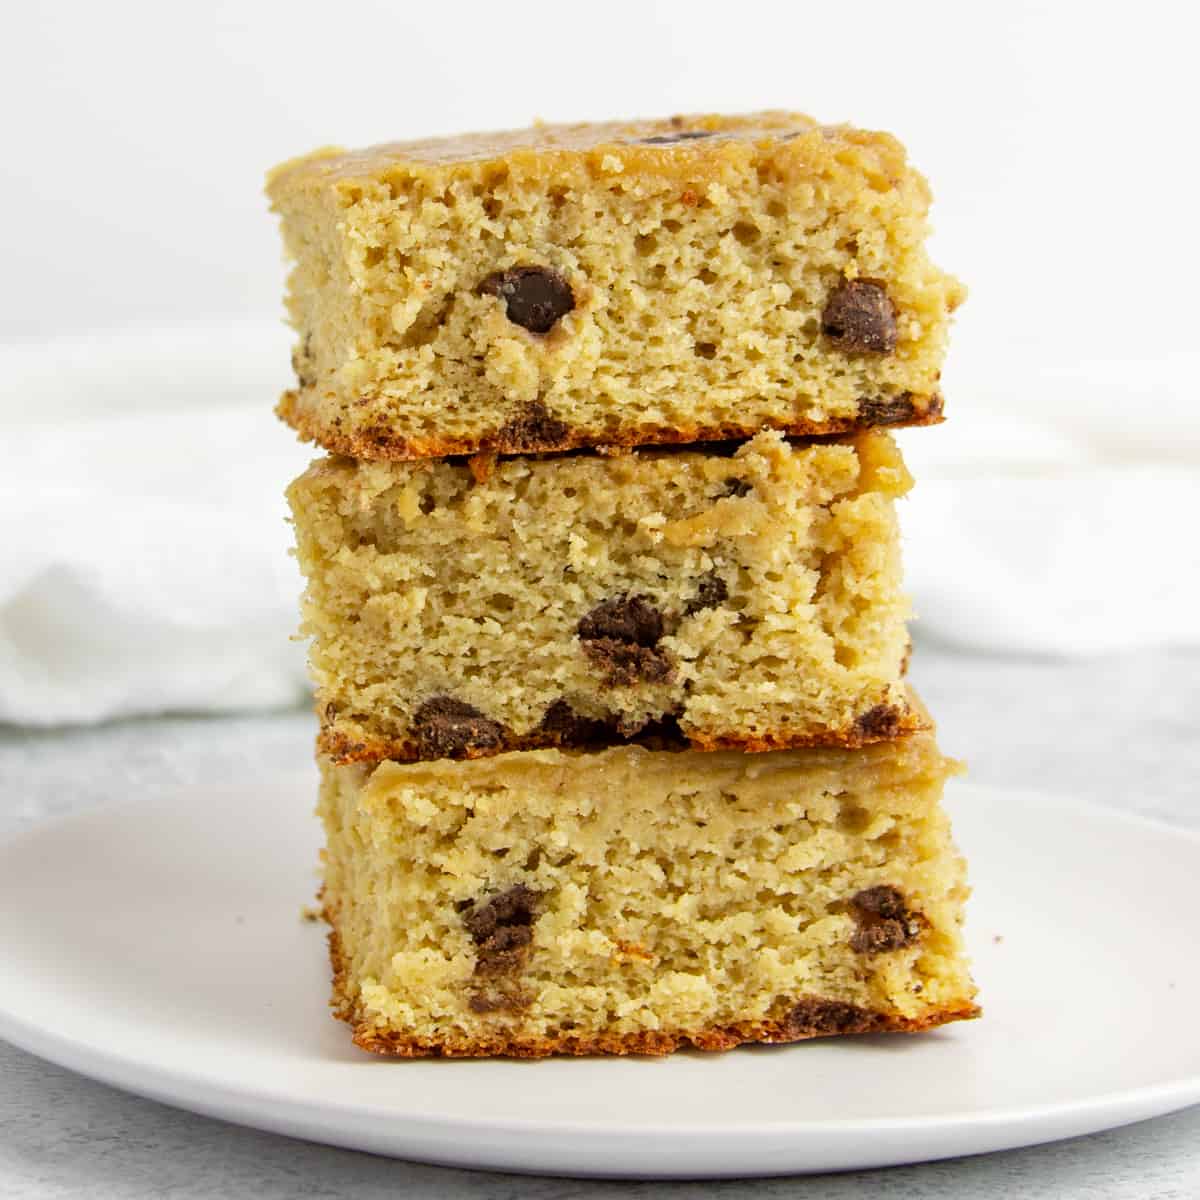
xmin=0 ymin=776 xmax=1196 ymax=1179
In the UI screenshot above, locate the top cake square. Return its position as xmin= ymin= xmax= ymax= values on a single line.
xmin=267 ymin=112 xmax=964 ymax=460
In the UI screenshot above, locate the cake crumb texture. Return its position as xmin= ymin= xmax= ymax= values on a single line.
xmin=288 ymin=430 xmax=921 ymax=763
xmin=319 ymin=734 xmax=977 ymax=1057
xmin=268 ymin=112 xmax=964 ymax=459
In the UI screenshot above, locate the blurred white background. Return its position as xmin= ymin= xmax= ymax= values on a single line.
xmin=0 ymin=0 xmax=1197 ymax=725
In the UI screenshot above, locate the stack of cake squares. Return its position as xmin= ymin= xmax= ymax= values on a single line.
xmin=268 ymin=112 xmax=978 ymax=1057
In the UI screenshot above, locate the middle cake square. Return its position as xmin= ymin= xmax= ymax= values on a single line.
xmin=288 ymin=428 xmax=923 ymax=764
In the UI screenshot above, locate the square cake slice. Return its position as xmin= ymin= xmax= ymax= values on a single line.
xmin=288 ymin=430 xmax=922 ymax=765
xmin=319 ymin=732 xmax=978 ymax=1057
xmin=268 ymin=112 xmax=964 ymax=460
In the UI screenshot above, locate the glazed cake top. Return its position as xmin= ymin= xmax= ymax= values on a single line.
xmin=267 ymin=111 xmax=911 ymax=193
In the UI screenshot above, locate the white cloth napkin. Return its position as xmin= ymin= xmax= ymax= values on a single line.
xmin=0 ymin=323 xmax=1196 ymax=727
xmin=0 ymin=404 xmax=312 ymax=725
xmin=902 ymin=432 xmax=1199 ymax=657
xmin=899 ymin=353 xmax=1200 ymax=656
xmin=0 ymin=325 xmax=313 ymax=726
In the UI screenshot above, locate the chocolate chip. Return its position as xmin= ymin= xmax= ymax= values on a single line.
xmin=482 ymin=923 xmax=533 ymax=953
xmin=633 ymin=710 xmax=688 ymax=747
xmin=463 ymin=884 xmax=538 ymax=947
xmin=851 ymin=921 xmax=914 ymax=954
xmin=468 ymin=992 xmax=507 ymax=1013
xmin=722 ymin=477 xmax=752 ymax=498
xmin=582 ymin=641 xmax=674 ymax=687
xmin=822 ymin=279 xmax=898 ymax=354
xmin=854 ymin=703 xmax=905 ymax=740
xmin=851 ymin=885 xmax=909 ymax=919
xmin=494 ymin=400 xmax=570 ymax=452
xmin=470 ymin=945 xmax=531 ymax=977
xmin=577 ymin=594 xmax=665 ymax=646
xmin=410 ymin=696 xmax=506 ymax=759
xmin=467 ymin=989 xmax=531 ymax=1014
xmin=480 ymin=266 xmax=575 ymax=334
xmin=848 ymin=886 xmax=925 ymax=954
xmin=857 ymin=394 xmax=917 ymax=426
xmin=538 ymin=700 xmax=688 ymax=749
xmin=639 ymin=130 xmax=717 ymax=145
xmin=783 ymin=999 xmax=887 ymax=1038
xmin=684 ymin=572 xmax=728 ymax=616
xmin=464 ymin=885 xmax=540 ymax=979
xmin=538 ymin=700 xmax=615 ymax=747
xmin=577 ymin=594 xmax=674 ymax=686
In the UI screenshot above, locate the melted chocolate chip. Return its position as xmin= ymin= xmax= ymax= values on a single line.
xmin=577 ymin=594 xmax=674 ymax=686
xmin=494 ymin=400 xmax=570 ymax=451
xmin=852 ymin=885 xmax=910 ymax=920
xmin=464 ymin=885 xmax=540 ymax=979
xmin=854 ymin=704 xmax=905 ymax=740
xmin=851 ymin=921 xmax=913 ymax=954
xmin=480 ymin=266 xmax=575 ymax=334
xmin=581 ymin=640 xmax=675 ymax=687
xmin=577 ymin=594 xmax=665 ymax=646
xmin=848 ymin=885 xmax=925 ymax=954
xmin=684 ymin=572 xmax=728 ymax=616
xmin=410 ymin=696 xmax=506 ymax=759
xmin=470 ymin=945 xmax=531 ymax=977
xmin=464 ymin=885 xmax=537 ymax=946
xmin=639 ymin=130 xmax=717 ymax=145
xmin=538 ymin=700 xmax=615 ymax=747
xmin=822 ymin=279 xmax=898 ymax=354
xmin=857 ymin=394 xmax=917 ymax=426
xmin=467 ymin=989 xmax=531 ymax=1014
xmin=635 ymin=711 xmax=689 ymax=747
xmin=538 ymin=700 xmax=688 ymax=749
xmin=783 ymin=999 xmax=887 ymax=1038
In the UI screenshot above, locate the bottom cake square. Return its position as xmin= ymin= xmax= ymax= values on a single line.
xmin=318 ymin=734 xmax=978 ymax=1057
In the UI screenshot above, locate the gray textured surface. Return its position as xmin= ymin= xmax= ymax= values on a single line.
xmin=0 ymin=646 xmax=1197 ymax=1197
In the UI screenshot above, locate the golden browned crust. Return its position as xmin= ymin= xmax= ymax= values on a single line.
xmin=350 ymin=1005 xmax=982 ymax=1057
xmin=316 ymin=700 xmax=932 ymax=767
xmin=277 ymin=389 xmax=944 ymax=463
xmin=326 ymin=925 xmax=978 ymax=1059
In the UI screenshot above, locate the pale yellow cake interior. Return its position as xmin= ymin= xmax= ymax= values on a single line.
xmin=288 ymin=430 xmax=918 ymax=761
xmin=268 ymin=112 xmax=964 ymax=458
xmin=320 ymin=734 xmax=976 ymax=1055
